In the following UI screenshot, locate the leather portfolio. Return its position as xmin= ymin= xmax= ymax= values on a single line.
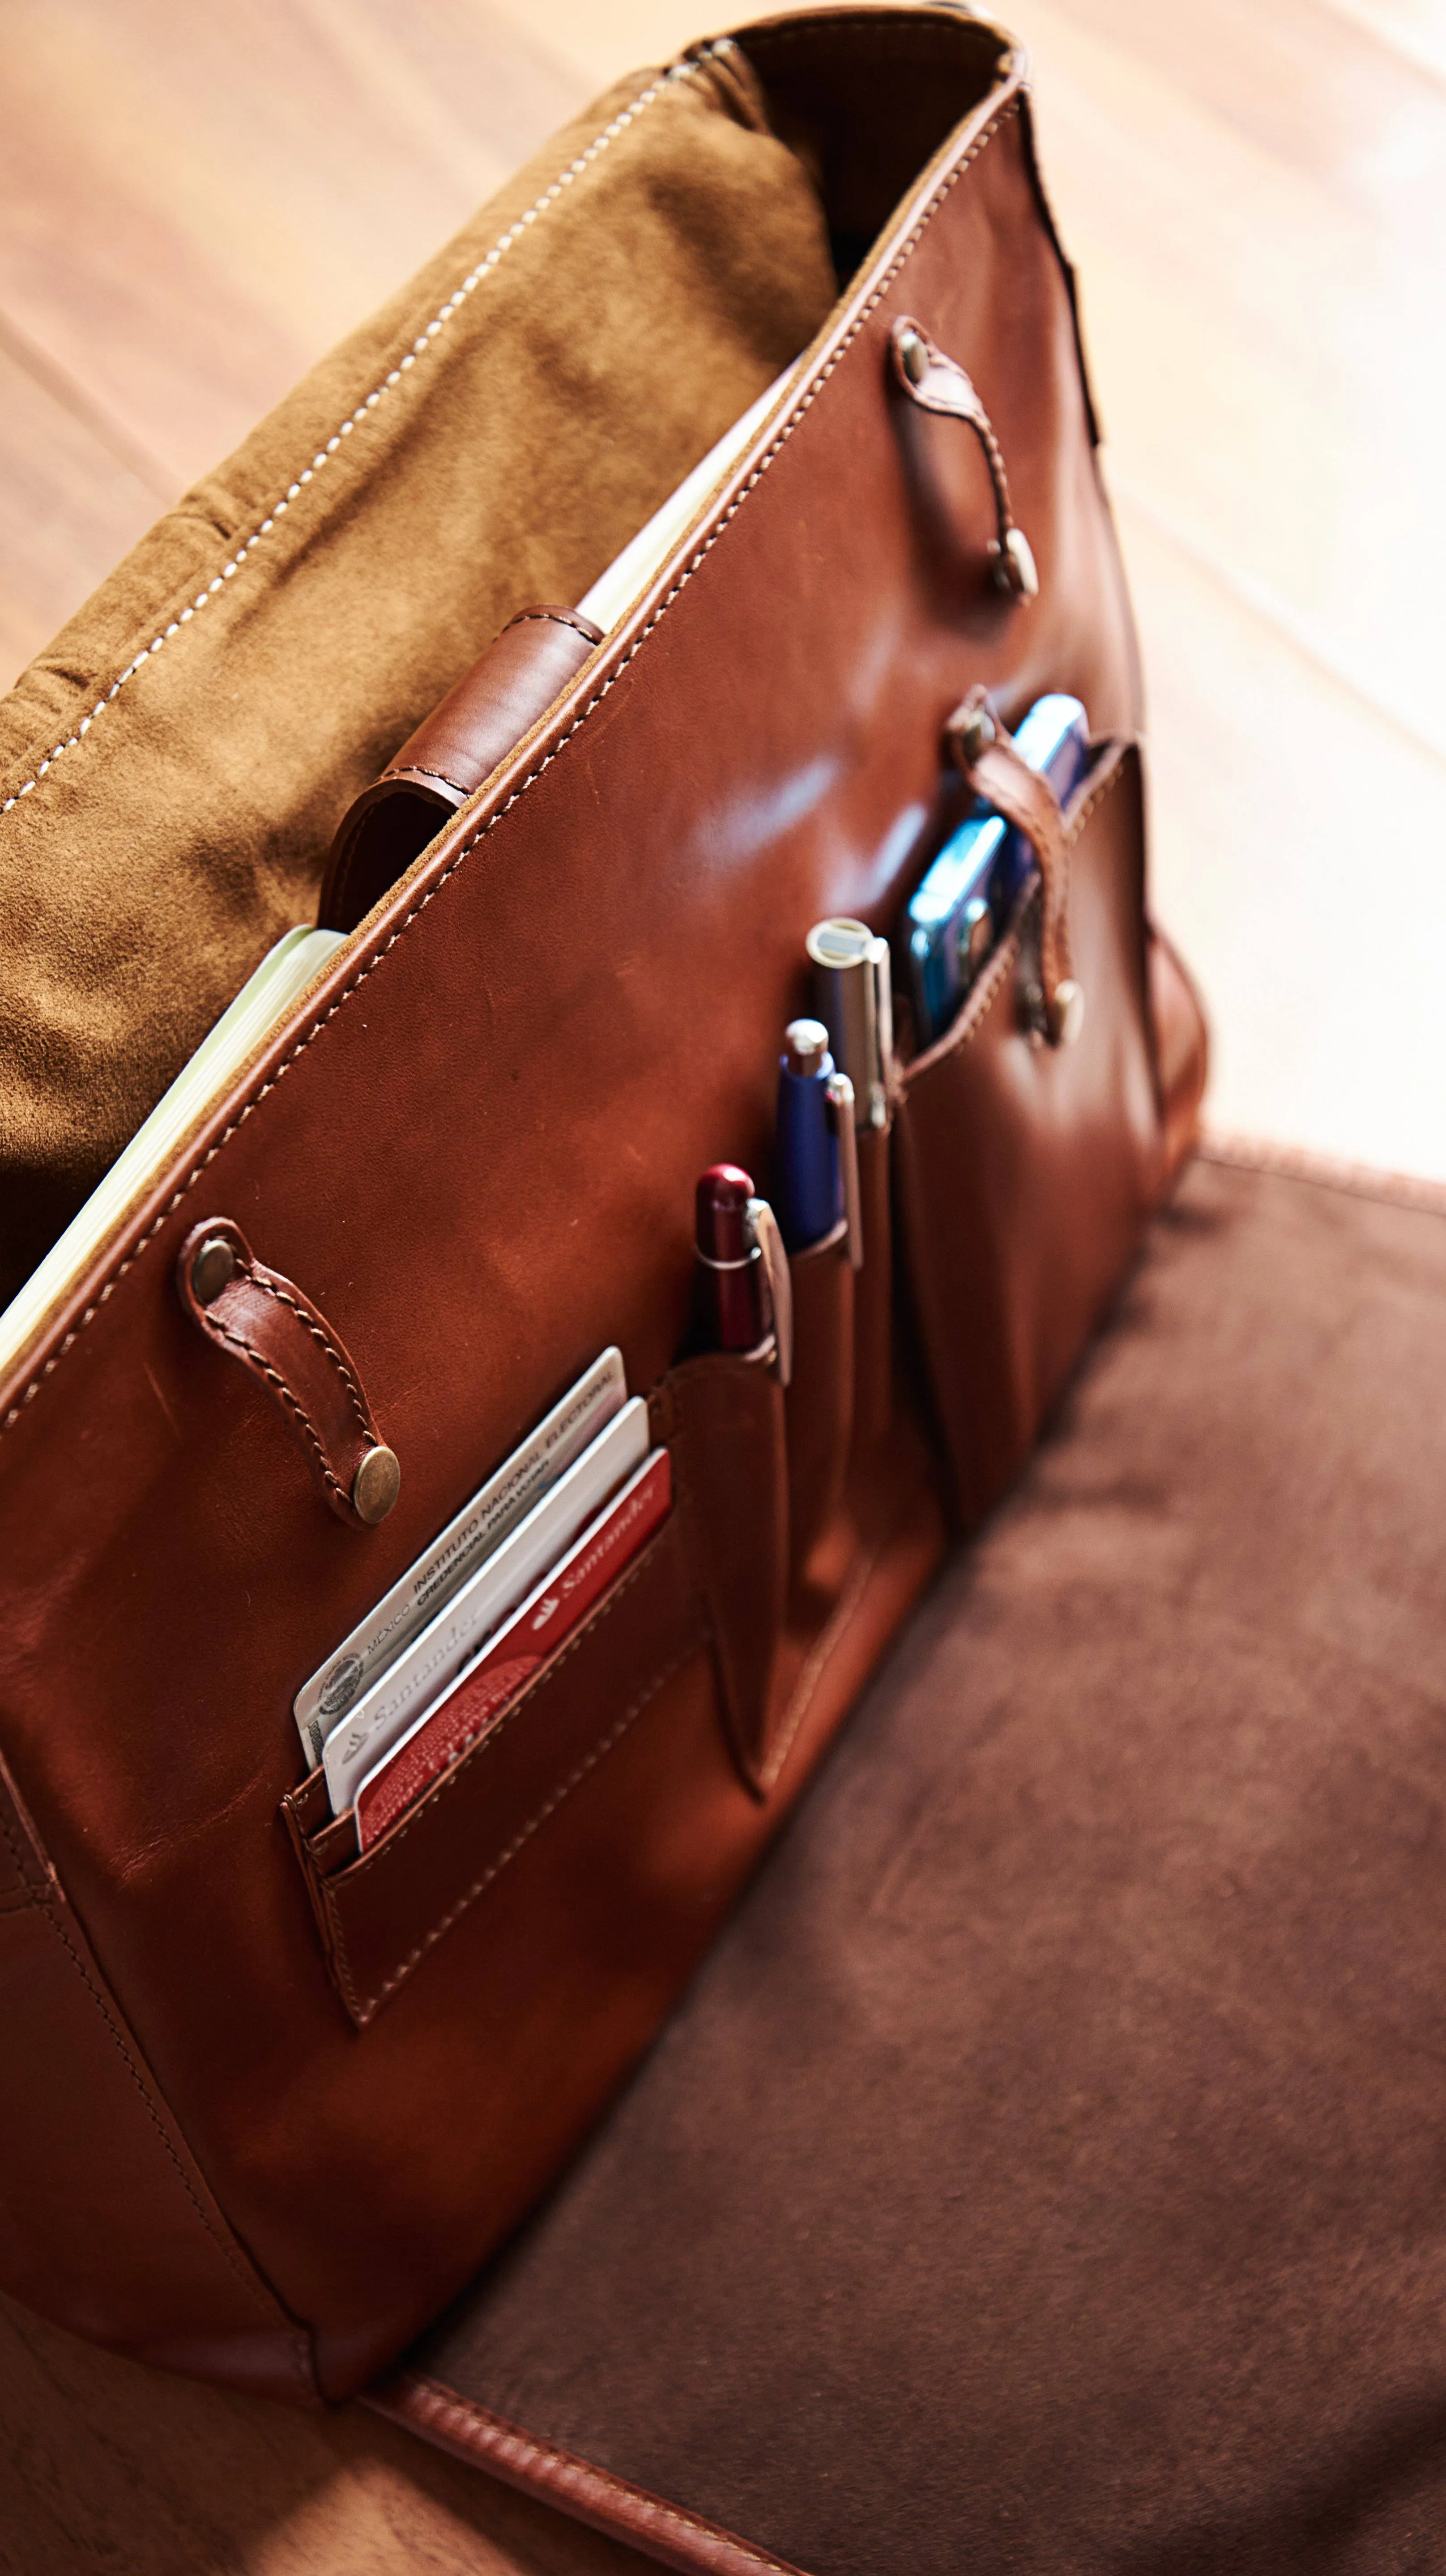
xmin=2 ymin=11 xmax=1435 ymax=2572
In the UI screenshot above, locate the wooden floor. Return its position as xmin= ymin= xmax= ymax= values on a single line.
xmin=1 ymin=1 xmax=1442 ymax=2566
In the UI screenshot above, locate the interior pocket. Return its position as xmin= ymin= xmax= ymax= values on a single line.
xmin=283 ymin=1510 xmax=705 ymax=2027
xmin=891 ymin=741 xmax=1162 ymax=1527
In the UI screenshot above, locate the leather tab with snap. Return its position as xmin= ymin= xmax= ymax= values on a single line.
xmin=175 ymin=1217 xmax=399 ymax=1528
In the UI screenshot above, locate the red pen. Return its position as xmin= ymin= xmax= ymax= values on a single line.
xmin=695 ymin=1164 xmax=765 ymax=1351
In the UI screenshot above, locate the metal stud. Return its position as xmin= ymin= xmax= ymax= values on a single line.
xmin=352 ymin=1444 xmax=401 ymax=1526
xmin=896 ymin=325 xmax=930 ymax=387
xmin=190 ymin=1234 xmax=236 ymax=1306
xmin=1049 ymin=979 xmax=1086 ymax=1047
xmin=992 ymin=526 xmax=1040 ymax=602
xmin=953 ymin=702 xmax=997 ymax=766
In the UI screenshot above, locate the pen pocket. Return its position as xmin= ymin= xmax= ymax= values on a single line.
xmin=785 ymin=1223 xmax=854 ymax=1587
xmin=649 ymin=1341 xmax=788 ymax=1796
xmin=282 ymin=1508 xmax=709 ymax=2027
xmin=851 ymin=1118 xmax=895 ymax=1468
xmin=891 ymin=741 xmax=1162 ymax=1526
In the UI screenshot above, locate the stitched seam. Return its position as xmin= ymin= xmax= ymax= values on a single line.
xmin=0 ymin=1795 xmax=287 ymax=2333
xmin=398 ymin=2379 xmax=803 ymax=2575
xmin=1198 ymin=1132 xmax=1446 ymax=1218
xmin=381 ymin=763 xmax=465 ymax=792
xmin=333 ymin=1634 xmax=700 ymax=2022
xmin=0 ymin=89 xmax=1023 ymax=1442
xmin=211 ymin=1316 xmax=350 ymax=1505
xmin=243 ymin=1265 xmax=373 ymax=1440
xmin=760 ymin=1501 xmax=898 ymax=1791
xmin=0 ymin=71 xmax=695 ymax=820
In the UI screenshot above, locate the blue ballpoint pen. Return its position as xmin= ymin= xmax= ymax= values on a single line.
xmin=776 ymin=1020 xmax=840 ymax=1253
xmin=776 ymin=1018 xmax=864 ymax=1265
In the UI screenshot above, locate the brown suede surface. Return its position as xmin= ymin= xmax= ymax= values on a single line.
xmin=409 ymin=1155 xmax=1446 ymax=2573
xmin=0 ymin=62 xmax=835 ymax=1305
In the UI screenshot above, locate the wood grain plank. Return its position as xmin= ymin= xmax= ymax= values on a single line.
xmin=0 ymin=2291 xmax=649 ymax=2576
xmin=0 ymin=0 xmax=583 ymax=671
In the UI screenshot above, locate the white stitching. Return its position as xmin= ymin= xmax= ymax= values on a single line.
xmin=0 ymin=72 xmax=693 ymax=819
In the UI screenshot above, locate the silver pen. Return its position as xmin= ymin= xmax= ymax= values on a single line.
xmin=805 ymin=917 xmax=894 ymax=1131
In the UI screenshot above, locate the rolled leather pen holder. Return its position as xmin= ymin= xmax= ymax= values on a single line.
xmin=320 ymin=605 xmax=604 ymax=932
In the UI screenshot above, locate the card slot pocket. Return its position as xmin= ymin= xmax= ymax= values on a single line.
xmin=785 ymin=1221 xmax=854 ymax=1585
xmin=283 ymin=1510 xmax=705 ymax=2026
xmin=648 ymin=1342 xmax=788 ymax=1797
xmin=891 ymin=739 xmax=1163 ymax=1527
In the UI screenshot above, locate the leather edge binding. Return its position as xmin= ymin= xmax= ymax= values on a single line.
xmin=367 ymin=2374 xmax=813 ymax=2576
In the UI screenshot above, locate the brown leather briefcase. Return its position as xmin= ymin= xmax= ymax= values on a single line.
xmin=0 ymin=0 xmax=1211 ymax=2471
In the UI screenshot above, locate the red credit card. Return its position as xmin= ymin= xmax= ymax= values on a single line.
xmin=354 ymin=1447 xmax=671 ymax=1851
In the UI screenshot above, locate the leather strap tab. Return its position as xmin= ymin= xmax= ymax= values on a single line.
xmin=320 ymin=606 xmax=604 ymax=932
xmin=891 ymin=317 xmax=1038 ymax=601
xmin=175 ymin=1218 xmax=399 ymax=1528
xmin=946 ymin=686 xmax=1079 ymax=1045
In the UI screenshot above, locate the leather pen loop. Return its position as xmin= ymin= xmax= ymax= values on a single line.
xmin=176 ymin=1217 xmax=401 ymax=1527
xmin=946 ymin=687 xmax=1083 ymax=1047
xmin=891 ymin=316 xmax=1039 ymax=604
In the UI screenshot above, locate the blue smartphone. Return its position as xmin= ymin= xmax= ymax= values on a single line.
xmin=904 ymin=694 xmax=1090 ymax=1047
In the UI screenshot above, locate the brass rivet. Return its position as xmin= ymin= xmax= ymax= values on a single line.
xmin=954 ymin=704 xmax=996 ymax=766
xmin=352 ymin=1444 xmax=401 ymax=1525
xmin=1049 ymin=979 xmax=1086 ymax=1047
xmin=190 ymin=1235 xmax=236 ymax=1305
xmin=993 ymin=525 xmax=1040 ymax=602
xmin=897 ymin=326 xmax=930 ymax=387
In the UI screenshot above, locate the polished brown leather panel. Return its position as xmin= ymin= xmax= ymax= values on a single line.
xmin=321 ymin=608 xmax=606 ymax=933
xmin=0 ymin=12 xmax=1169 ymax=2397
xmin=175 ymin=1216 xmax=397 ymax=1527
xmin=893 ymin=743 xmax=1159 ymax=1525
xmin=0 ymin=1750 xmax=312 ymax=2399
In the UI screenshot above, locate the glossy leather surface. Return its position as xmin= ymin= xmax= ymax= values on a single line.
xmin=320 ymin=609 xmax=605 ymax=932
xmin=0 ymin=10 xmax=1202 ymax=2400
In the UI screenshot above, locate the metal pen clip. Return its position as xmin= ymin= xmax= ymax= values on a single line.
xmin=744 ymin=1196 xmax=793 ymax=1388
xmin=824 ymin=1071 xmax=864 ymax=1269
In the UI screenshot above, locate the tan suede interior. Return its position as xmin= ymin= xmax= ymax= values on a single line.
xmin=0 ymin=55 xmax=836 ymax=1307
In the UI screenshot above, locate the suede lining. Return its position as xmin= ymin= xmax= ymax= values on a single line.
xmin=409 ymin=1156 xmax=1446 ymax=2575
xmin=0 ymin=62 xmax=836 ymax=1305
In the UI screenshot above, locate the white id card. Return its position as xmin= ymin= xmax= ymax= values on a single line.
xmin=321 ymin=1396 xmax=650 ymax=1815
xmin=293 ymin=1346 xmax=626 ymax=1762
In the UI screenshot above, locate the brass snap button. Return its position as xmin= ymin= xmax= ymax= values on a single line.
xmin=352 ymin=1444 xmax=401 ymax=1525
xmin=190 ymin=1234 xmax=237 ymax=1305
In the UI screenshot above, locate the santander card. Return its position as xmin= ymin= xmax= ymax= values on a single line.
xmin=293 ymin=1346 xmax=626 ymax=1763
xmin=322 ymin=1396 xmax=649 ymax=1817
xmin=353 ymin=1448 xmax=671 ymax=1851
